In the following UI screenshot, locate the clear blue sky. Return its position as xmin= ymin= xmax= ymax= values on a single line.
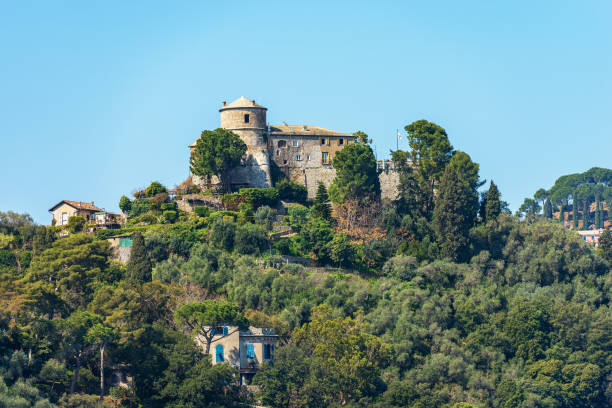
xmin=1 ymin=1 xmax=610 ymax=223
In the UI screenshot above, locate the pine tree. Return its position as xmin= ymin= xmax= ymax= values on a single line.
xmin=543 ymin=199 xmax=553 ymax=219
xmin=433 ymin=160 xmax=478 ymax=262
xmin=484 ymin=181 xmax=501 ymax=222
xmin=127 ymin=233 xmax=151 ymax=283
xmin=312 ymin=183 xmax=332 ymax=221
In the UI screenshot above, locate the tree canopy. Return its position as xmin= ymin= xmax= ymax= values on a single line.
xmin=329 ymin=142 xmax=381 ymax=203
xmin=190 ymin=128 xmax=247 ymax=192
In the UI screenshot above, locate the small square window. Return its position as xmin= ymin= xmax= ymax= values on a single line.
xmin=244 ymin=114 xmax=250 ymax=123
xmin=321 ymin=138 xmax=327 ymax=145
xmin=306 ymin=154 xmax=310 ymax=161
xmin=292 ymin=140 xmax=298 ymax=147
xmin=296 ymin=154 xmax=301 ymax=161
xmin=339 ymin=138 xmax=344 ymax=145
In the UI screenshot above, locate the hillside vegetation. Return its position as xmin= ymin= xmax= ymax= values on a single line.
xmin=1 ymin=122 xmax=611 ymax=407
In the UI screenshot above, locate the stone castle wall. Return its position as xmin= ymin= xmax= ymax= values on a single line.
xmin=285 ymin=165 xmax=398 ymax=200
xmin=191 ymin=97 xmax=400 ymax=199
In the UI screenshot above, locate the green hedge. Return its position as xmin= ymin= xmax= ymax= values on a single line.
xmin=163 ymin=210 xmax=178 ymax=223
xmin=194 ymin=206 xmax=210 ymax=217
xmin=276 ymin=179 xmax=308 ymax=203
xmin=239 ymin=188 xmax=280 ymax=208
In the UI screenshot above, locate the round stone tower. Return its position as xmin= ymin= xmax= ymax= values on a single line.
xmin=219 ymin=97 xmax=272 ymax=188
xmin=220 ymin=96 xmax=267 ymax=147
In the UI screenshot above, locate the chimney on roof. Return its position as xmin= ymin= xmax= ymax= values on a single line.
xmin=222 ymin=101 xmax=226 ymax=107
xmin=283 ymin=121 xmax=288 ymax=126
xmin=252 ymin=100 xmax=256 ymax=105
xmin=303 ymin=126 xmax=308 ymax=131
xmin=91 ymin=201 xmax=94 ymax=204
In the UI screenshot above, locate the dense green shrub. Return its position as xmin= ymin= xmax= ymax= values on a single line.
xmin=129 ymin=199 xmax=151 ymax=218
xmin=276 ymin=179 xmax=308 ymax=203
xmin=286 ymin=204 xmax=309 ymax=232
xmin=194 ymin=206 xmax=210 ymax=217
xmin=254 ymin=206 xmax=276 ymax=231
xmin=145 ymin=181 xmax=167 ymax=197
xmin=0 ymin=249 xmax=16 ymax=267
xmin=119 ymin=195 xmax=132 ymax=213
xmin=239 ymin=188 xmax=280 ymax=208
xmin=162 ymin=210 xmax=178 ymax=223
xmin=210 ymin=219 xmax=236 ymax=252
xmin=160 ymin=202 xmax=177 ymax=211
xmin=234 ymin=224 xmax=269 ymax=255
xmin=127 ymin=212 xmax=158 ymax=225
xmin=66 ymin=216 xmax=85 ymax=233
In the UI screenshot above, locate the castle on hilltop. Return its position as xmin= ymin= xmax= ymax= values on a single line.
xmin=190 ymin=96 xmax=398 ymax=198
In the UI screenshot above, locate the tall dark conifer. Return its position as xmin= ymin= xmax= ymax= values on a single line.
xmin=127 ymin=233 xmax=151 ymax=283
xmin=484 ymin=181 xmax=501 ymax=222
xmin=543 ymin=199 xmax=553 ymax=219
xmin=433 ymin=153 xmax=479 ymax=262
xmin=573 ymin=196 xmax=579 ymax=229
xmin=312 ymin=183 xmax=332 ymax=221
xmin=559 ymin=205 xmax=565 ymax=226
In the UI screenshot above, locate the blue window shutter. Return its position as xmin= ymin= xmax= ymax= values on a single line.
xmin=246 ymin=344 xmax=255 ymax=359
xmin=263 ymin=344 xmax=270 ymax=359
xmin=215 ymin=344 xmax=224 ymax=362
xmin=223 ymin=326 xmax=228 ymax=336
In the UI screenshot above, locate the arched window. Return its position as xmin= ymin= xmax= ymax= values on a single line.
xmin=215 ymin=344 xmax=224 ymax=363
xmin=246 ymin=344 xmax=255 ymax=359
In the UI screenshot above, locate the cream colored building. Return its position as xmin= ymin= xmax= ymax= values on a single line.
xmin=197 ymin=325 xmax=278 ymax=384
xmin=49 ymin=200 xmax=103 ymax=226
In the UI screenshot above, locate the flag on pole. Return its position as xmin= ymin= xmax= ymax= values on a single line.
xmin=397 ymin=130 xmax=401 ymax=140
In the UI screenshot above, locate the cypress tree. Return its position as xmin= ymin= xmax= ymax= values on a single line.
xmin=543 ymin=199 xmax=553 ymax=219
xmin=478 ymin=191 xmax=487 ymax=222
xmin=484 ymin=181 xmax=501 ymax=222
xmin=312 ymin=183 xmax=332 ymax=221
xmin=559 ymin=205 xmax=565 ymax=226
xmin=573 ymin=196 xmax=579 ymax=229
xmin=433 ymin=164 xmax=478 ymax=262
xmin=126 ymin=233 xmax=151 ymax=283
xmin=582 ymin=200 xmax=589 ymax=229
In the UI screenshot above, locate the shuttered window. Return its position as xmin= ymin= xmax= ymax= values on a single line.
xmin=216 ymin=344 xmax=224 ymax=362
xmin=246 ymin=344 xmax=255 ymax=359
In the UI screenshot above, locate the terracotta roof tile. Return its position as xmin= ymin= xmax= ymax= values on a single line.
xmin=268 ymin=125 xmax=353 ymax=137
xmin=49 ymin=200 xmax=103 ymax=212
